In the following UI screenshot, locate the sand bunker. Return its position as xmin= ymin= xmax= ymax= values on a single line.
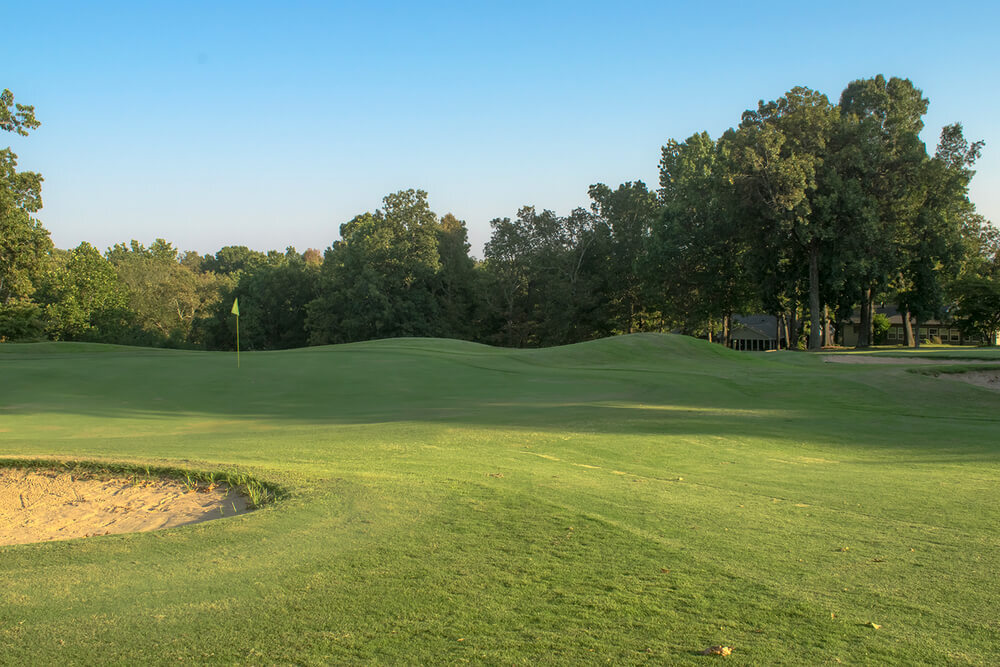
xmin=0 ymin=468 xmax=248 ymax=546
xmin=821 ymin=355 xmax=1000 ymax=392
xmin=937 ymin=370 xmax=1000 ymax=392
xmin=823 ymin=355 xmax=1000 ymax=365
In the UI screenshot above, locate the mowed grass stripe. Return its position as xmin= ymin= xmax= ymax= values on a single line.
xmin=1 ymin=334 xmax=998 ymax=664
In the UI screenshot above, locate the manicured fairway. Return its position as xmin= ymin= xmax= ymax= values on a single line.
xmin=1 ymin=335 xmax=999 ymax=664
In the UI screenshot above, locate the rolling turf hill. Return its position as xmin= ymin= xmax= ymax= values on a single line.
xmin=1 ymin=334 xmax=998 ymax=663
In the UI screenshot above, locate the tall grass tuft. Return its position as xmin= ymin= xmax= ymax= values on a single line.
xmin=0 ymin=458 xmax=284 ymax=510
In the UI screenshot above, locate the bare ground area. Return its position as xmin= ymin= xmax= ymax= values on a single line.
xmin=822 ymin=355 xmax=1000 ymax=365
xmin=822 ymin=355 xmax=1000 ymax=392
xmin=0 ymin=468 xmax=248 ymax=546
xmin=936 ymin=370 xmax=1000 ymax=392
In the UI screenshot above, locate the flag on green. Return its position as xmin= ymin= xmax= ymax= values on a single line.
xmin=231 ymin=298 xmax=240 ymax=368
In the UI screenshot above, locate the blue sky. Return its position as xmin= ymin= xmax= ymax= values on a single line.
xmin=4 ymin=1 xmax=998 ymax=258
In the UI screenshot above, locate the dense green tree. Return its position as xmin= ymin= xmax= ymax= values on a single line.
xmin=480 ymin=213 xmax=536 ymax=346
xmin=894 ymin=124 xmax=984 ymax=346
xmin=201 ymin=256 xmax=319 ymax=350
xmin=952 ymin=276 xmax=1000 ymax=345
xmin=0 ymin=89 xmax=51 ymax=316
xmin=730 ymin=87 xmax=839 ymax=349
xmin=0 ymin=204 xmax=50 ymax=308
xmin=810 ymin=115 xmax=878 ymax=346
xmin=107 ymin=239 xmax=229 ymax=345
xmin=481 ymin=205 xmax=605 ymax=346
xmin=652 ymin=132 xmax=755 ymax=343
xmin=837 ymin=75 xmax=929 ymax=347
xmin=306 ymin=189 xmax=445 ymax=344
xmin=179 ymin=250 xmax=206 ymax=271
xmin=0 ymin=301 xmax=44 ymax=340
xmin=956 ymin=213 xmax=1000 ymax=279
xmin=588 ymin=181 xmax=660 ymax=334
xmin=200 ymin=245 xmax=269 ymax=276
xmin=537 ymin=206 xmax=606 ymax=345
xmin=434 ymin=213 xmax=481 ymax=340
xmin=35 ymin=242 xmax=129 ymax=340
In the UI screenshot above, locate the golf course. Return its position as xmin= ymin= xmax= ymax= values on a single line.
xmin=2 ymin=334 xmax=999 ymax=664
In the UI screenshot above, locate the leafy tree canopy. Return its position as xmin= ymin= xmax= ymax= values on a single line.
xmin=0 ymin=88 xmax=51 ymax=315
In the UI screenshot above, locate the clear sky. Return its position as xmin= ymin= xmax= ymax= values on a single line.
xmin=4 ymin=0 xmax=998 ymax=258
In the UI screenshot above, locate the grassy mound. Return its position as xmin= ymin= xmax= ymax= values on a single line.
xmin=1 ymin=334 xmax=998 ymax=663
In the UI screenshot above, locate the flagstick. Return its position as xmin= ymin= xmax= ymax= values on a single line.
xmin=236 ymin=314 xmax=240 ymax=368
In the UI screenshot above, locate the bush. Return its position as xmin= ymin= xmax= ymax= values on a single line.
xmin=0 ymin=301 xmax=45 ymax=341
xmin=872 ymin=313 xmax=891 ymax=344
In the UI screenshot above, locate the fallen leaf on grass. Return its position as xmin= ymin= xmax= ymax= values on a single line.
xmin=701 ymin=645 xmax=732 ymax=656
xmin=660 ymin=568 xmax=671 ymax=573
xmin=872 ymin=557 xmax=885 ymax=563
xmin=864 ymin=622 xmax=881 ymax=629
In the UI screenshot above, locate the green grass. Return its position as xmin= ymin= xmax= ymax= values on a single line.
xmin=1 ymin=334 xmax=998 ymax=664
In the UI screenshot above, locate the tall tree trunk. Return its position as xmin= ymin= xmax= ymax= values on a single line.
xmin=913 ymin=318 xmax=921 ymax=349
xmin=808 ymin=244 xmax=821 ymax=350
xmin=902 ymin=310 xmax=914 ymax=347
xmin=707 ymin=316 xmax=713 ymax=343
xmin=788 ymin=302 xmax=798 ymax=350
xmin=857 ymin=288 xmax=873 ymax=348
xmin=822 ymin=305 xmax=831 ymax=347
xmin=776 ymin=313 xmax=784 ymax=350
xmin=724 ymin=312 xmax=732 ymax=348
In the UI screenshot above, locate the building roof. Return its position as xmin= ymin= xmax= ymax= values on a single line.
xmin=732 ymin=314 xmax=778 ymax=340
xmin=842 ymin=305 xmax=955 ymax=326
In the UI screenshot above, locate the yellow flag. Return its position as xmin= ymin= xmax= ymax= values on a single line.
xmin=232 ymin=298 xmax=240 ymax=368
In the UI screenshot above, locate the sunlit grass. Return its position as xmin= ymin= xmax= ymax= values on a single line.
xmin=1 ymin=334 xmax=998 ymax=663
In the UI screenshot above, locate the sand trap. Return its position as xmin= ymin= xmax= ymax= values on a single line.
xmin=821 ymin=356 xmax=1000 ymax=392
xmin=823 ymin=355 xmax=1000 ymax=365
xmin=936 ymin=370 xmax=1000 ymax=392
xmin=0 ymin=468 xmax=248 ymax=546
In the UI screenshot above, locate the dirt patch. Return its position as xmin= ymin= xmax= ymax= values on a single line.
xmin=823 ymin=355 xmax=1000 ymax=365
xmin=0 ymin=468 xmax=248 ymax=546
xmin=937 ymin=370 xmax=1000 ymax=392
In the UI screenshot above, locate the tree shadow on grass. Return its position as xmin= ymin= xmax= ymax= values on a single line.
xmin=2 ymin=342 xmax=1000 ymax=459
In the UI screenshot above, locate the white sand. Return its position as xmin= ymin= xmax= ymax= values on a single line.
xmin=0 ymin=468 xmax=248 ymax=546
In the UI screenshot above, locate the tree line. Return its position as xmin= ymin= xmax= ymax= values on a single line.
xmin=2 ymin=76 xmax=998 ymax=350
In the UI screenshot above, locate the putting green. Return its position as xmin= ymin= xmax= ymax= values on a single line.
xmin=1 ymin=334 xmax=998 ymax=664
